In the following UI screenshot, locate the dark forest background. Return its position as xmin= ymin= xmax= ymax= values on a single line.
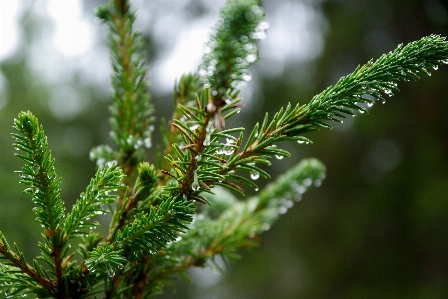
xmin=1 ymin=0 xmax=447 ymax=298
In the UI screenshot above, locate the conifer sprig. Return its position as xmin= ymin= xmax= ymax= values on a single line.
xmin=63 ymin=163 xmax=125 ymax=239
xmin=306 ymin=34 xmax=448 ymax=129
xmin=12 ymin=111 xmax=65 ymax=235
xmin=11 ymin=111 xmax=67 ymax=283
xmin=0 ymin=232 xmax=54 ymax=297
xmin=113 ymin=198 xmax=195 ymax=259
xmin=149 ymin=159 xmax=326 ymax=286
xmin=185 ymin=35 xmax=448 ymax=195
xmin=199 ymin=0 xmax=267 ymax=130
xmin=94 ymin=0 xmax=154 ymax=180
xmin=1 ymin=0 xmax=448 ymax=298
xmin=0 ymin=263 xmax=47 ymax=298
xmin=85 ymin=244 xmax=126 ymax=278
xmin=199 ymin=0 xmax=266 ymax=101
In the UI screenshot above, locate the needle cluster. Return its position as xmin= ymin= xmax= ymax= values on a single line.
xmin=1 ymin=0 xmax=448 ymax=298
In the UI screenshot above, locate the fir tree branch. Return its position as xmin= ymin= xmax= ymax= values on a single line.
xmin=95 ymin=0 xmax=154 ymax=195
xmin=85 ymin=244 xmax=126 ymax=278
xmin=183 ymin=35 xmax=448 ymax=195
xmin=12 ymin=111 xmax=65 ymax=236
xmin=305 ymin=34 xmax=448 ymax=129
xmin=0 ymin=263 xmax=48 ymax=298
xmin=162 ymin=74 xmax=200 ymax=173
xmin=11 ymin=111 xmax=67 ymax=283
xmin=0 ymin=233 xmax=56 ymax=296
xmin=63 ymin=163 xmax=125 ymax=240
xmin=112 ymin=198 xmax=194 ymax=259
xmin=147 ymin=159 xmax=326 ymax=292
xmin=106 ymin=162 xmax=158 ymax=243
xmin=199 ymin=0 xmax=267 ymax=127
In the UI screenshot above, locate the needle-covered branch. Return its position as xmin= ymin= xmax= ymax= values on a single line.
xmin=93 ymin=0 xmax=154 ymax=180
xmin=1 ymin=0 xmax=448 ymax=298
xmin=12 ymin=111 xmax=65 ymax=236
xmin=63 ymin=163 xmax=125 ymax=240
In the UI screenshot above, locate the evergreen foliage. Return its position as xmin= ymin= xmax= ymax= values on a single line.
xmin=1 ymin=0 xmax=447 ymax=298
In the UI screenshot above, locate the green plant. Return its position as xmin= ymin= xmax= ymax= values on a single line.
xmin=1 ymin=0 xmax=447 ymax=298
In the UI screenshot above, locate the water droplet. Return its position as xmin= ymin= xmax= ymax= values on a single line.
xmin=367 ymin=102 xmax=373 ymax=107
xmin=258 ymin=21 xmax=270 ymax=30
xmin=144 ymin=138 xmax=152 ymax=149
xmin=192 ymin=171 xmax=200 ymax=191
xmin=294 ymin=184 xmax=307 ymax=194
xmin=275 ymin=155 xmax=284 ymax=160
xmin=359 ymin=109 xmax=365 ymax=114
xmin=246 ymin=54 xmax=257 ymax=63
xmin=242 ymin=71 xmax=252 ymax=81
xmin=203 ymin=134 xmax=211 ymax=146
xmin=252 ymin=31 xmax=266 ymax=40
xmin=203 ymin=45 xmax=211 ymax=54
xmin=303 ymin=178 xmax=312 ymax=187
xmin=261 ymin=223 xmax=270 ymax=231
xmin=385 ymin=89 xmax=394 ymax=97
xmin=255 ymin=188 xmax=259 ymax=191
xmin=279 ymin=206 xmax=288 ymax=214
xmin=107 ymin=269 xmax=115 ymax=277
xmin=243 ymin=43 xmax=254 ymax=51
xmin=250 ymin=172 xmax=260 ymax=180
xmin=191 ymin=182 xmax=200 ymax=191
xmin=240 ymin=35 xmax=249 ymax=43
xmin=284 ymin=200 xmax=294 ymax=209
xmin=223 ymin=146 xmax=233 ymax=156
xmin=314 ymin=179 xmax=322 ymax=187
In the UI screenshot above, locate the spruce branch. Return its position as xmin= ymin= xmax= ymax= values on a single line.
xmin=12 ymin=111 xmax=65 ymax=236
xmin=162 ymin=74 xmax=200 ymax=172
xmin=199 ymin=0 xmax=267 ymax=129
xmin=11 ymin=111 xmax=68 ymax=284
xmin=113 ymin=198 xmax=195 ymax=259
xmin=0 ymin=232 xmax=55 ymax=297
xmin=85 ymin=244 xmax=126 ymax=278
xmin=94 ymin=0 xmax=154 ymax=185
xmin=106 ymin=162 xmax=159 ymax=243
xmin=0 ymin=263 xmax=48 ymax=298
xmin=150 ymin=159 xmax=325 ymax=285
xmin=2 ymin=0 xmax=448 ymax=297
xmin=183 ymin=35 xmax=448 ymax=195
xmin=63 ymin=162 xmax=125 ymax=240
xmin=305 ymin=34 xmax=448 ymax=129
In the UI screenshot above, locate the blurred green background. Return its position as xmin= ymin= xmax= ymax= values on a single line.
xmin=1 ymin=0 xmax=448 ymax=298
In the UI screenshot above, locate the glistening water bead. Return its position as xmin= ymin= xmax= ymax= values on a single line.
xmin=250 ymin=172 xmax=260 ymax=180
